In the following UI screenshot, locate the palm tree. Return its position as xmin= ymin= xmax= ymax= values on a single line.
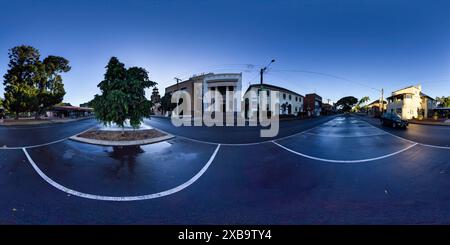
xmin=358 ymin=96 xmax=370 ymax=112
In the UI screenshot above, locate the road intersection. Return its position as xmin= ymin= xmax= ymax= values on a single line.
xmin=1 ymin=115 xmax=449 ymax=224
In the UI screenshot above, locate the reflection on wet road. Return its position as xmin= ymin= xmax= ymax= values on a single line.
xmin=274 ymin=116 xmax=416 ymax=162
xmin=26 ymin=138 xmax=218 ymax=196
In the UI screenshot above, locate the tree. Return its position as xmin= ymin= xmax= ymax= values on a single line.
xmin=0 ymin=98 xmax=4 ymax=119
xmin=56 ymin=102 xmax=72 ymax=106
xmin=3 ymin=46 xmax=40 ymax=119
xmin=159 ymin=92 xmax=176 ymax=115
xmin=358 ymin=96 xmax=370 ymax=106
xmin=357 ymin=96 xmax=370 ymax=112
xmin=80 ymin=99 xmax=94 ymax=108
xmin=92 ymin=57 xmax=156 ymax=133
xmin=125 ymin=66 xmax=154 ymax=128
xmin=34 ymin=56 xmax=71 ymax=118
xmin=2 ymin=45 xmax=70 ymax=119
xmin=435 ymin=96 xmax=450 ymax=107
xmin=336 ymin=96 xmax=358 ymax=112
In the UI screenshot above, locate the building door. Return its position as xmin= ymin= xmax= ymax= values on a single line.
xmin=245 ymin=98 xmax=249 ymax=119
xmin=217 ymin=86 xmax=227 ymax=121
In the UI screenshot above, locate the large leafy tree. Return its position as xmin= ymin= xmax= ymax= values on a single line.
xmin=3 ymin=46 xmax=40 ymax=119
xmin=336 ymin=96 xmax=358 ymax=112
xmin=34 ymin=56 xmax=71 ymax=117
xmin=3 ymin=45 xmax=70 ymax=119
xmin=93 ymin=57 xmax=156 ymax=132
xmin=126 ymin=67 xmax=154 ymax=127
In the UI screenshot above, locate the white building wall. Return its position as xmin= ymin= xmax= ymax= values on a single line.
xmin=203 ymin=73 xmax=242 ymax=113
xmin=279 ymin=92 xmax=303 ymax=115
xmin=246 ymin=86 xmax=303 ymax=116
xmin=386 ymin=85 xmax=435 ymax=120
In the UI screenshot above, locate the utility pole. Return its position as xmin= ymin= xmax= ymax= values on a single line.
xmin=380 ymin=88 xmax=384 ymax=114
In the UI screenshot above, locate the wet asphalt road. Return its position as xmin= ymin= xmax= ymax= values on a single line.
xmin=354 ymin=114 xmax=450 ymax=147
xmin=0 ymin=115 xmax=449 ymax=224
xmin=0 ymin=118 xmax=98 ymax=148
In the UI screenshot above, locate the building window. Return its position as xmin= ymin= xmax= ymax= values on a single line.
xmin=405 ymin=94 xmax=412 ymax=99
xmin=288 ymin=95 xmax=291 ymax=100
xmin=283 ymin=93 xmax=286 ymax=100
xmin=295 ymin=96 xmax=298 ymax=101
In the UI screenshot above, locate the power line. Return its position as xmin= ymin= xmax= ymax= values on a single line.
xmin=270 ymin=69 xmax=381 ymax=92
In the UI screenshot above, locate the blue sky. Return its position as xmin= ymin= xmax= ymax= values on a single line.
xmin=0 ymin=0 xmax=449 ymax=106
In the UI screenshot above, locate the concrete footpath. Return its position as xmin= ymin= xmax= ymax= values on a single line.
xmin=408 ymin=119 xmax=450 ymax=126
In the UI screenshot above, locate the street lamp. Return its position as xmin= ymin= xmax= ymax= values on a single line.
xmin=260 ymin=59 xmax=275 ymax=89
xmin=258 ymin=59 xmax=275 ymax=119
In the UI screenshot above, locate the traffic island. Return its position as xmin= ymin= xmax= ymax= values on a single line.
xmin=70 ymin=126 xmax=174 ymax=146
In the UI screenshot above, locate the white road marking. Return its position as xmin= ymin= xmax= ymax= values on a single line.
xmin=0 ymin=125 xmax=97 ymax=150
xmin=145 ymin=117 xmax=330 ymax=146
xmin=272 ymin=141 xmax=418 ymax=163
xmin=304 ymin=132 xmax=388 ymax=138
xmin=356 ymin=116 xmax=450 ymax=150
xmin=22 ymin=144 xmax=221 ymax=201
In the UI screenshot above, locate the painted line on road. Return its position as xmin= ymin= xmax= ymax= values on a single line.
xmin=355 ymin=116 xmax=450 ymax=150
xmin=304 ymin=132 xmax=388 ymax=138
xmin=272 ymin=141 xmax=418 ymax=163
xmin=22 ymin=144 xmax=221 ymax=201
xmin=0 ymin=125 xmax=98 ymax=150
xmin=144 ymin=117 xmax=335 ymax=146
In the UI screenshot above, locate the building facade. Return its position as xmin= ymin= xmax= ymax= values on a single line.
xmin=367 ymin=100 xmax=387 ymax=117
xmin=321 ymin=103 xmax=335 ymax=115
xmin=244 ymin=83 xmax=304 ymax=118
xmin=46 ymin=105 xmax=94 ymax=118
xmin=150 ymin=87 xmax=162 ymax=115
xmin=386 ymin=85 xmax=436 ymax=119
xmin=150 ymin=87 xmax=161 ymax=103
xmin=304 ymin=93 xmax=322 ymax=117
xmin=165 ymin=73 xmax=242 ymax=118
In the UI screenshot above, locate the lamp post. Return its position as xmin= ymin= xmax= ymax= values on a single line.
xmin=260 ymin=59 xmax=275 ymax=90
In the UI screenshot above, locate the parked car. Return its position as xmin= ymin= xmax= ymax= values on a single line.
xmin=380 ymin=112 xmax=408 ymax=129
